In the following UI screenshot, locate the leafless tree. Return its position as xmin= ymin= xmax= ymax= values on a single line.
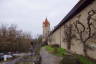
xmin=73 ymin=10 xmax=96 ymax=56
xmin=0 ymin=24 xmax=32 ymax=52
xmin=63 ymin=23 xmax=76 ymax=50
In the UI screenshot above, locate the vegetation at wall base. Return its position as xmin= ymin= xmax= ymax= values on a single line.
xmin=43 ymin=45 xmax=67 ymax=56
xmin=75 ymin=55 xmax=96 ymax=64
xmin=43 ymin=45 xmax=96 ymax=64
xmin=60 ymin=54 xmax=96 ymax=64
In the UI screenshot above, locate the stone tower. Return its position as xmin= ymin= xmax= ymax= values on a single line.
xmin=42 ymin=18 xmax=50 ymax=42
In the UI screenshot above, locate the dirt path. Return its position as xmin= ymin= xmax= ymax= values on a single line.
xmin=40 ymin=48 xmax=62 ymax=64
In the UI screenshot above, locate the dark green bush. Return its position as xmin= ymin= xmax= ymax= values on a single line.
xmin=60 ymin=55 xmax=81 ymax=64
xmin=51 ymin=44 xmax=60 ymax=48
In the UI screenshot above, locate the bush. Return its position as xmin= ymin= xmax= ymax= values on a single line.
xmin=60 ymin=55 xmax=81 ymax=64
xmin=51 ymin=44 xmax=60 ymax=48
xmin=76 ymin=55 xmax=96 ymax=64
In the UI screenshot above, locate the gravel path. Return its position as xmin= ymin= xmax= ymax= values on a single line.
xmin=40 ymin=48 xmax=62 ymax=64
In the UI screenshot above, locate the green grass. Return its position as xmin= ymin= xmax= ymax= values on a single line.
xmin=43 ymin=45 xmax=96 ymax=64
xmin=43 ymin=45 xmax=67 ymax=56
xmin=76 ymin=55 xmax=96 ymax=64
xmin=43 ymin=46 xmax=96 ymax=64
xmin=43 ymin=45 xmax=54 ymax=52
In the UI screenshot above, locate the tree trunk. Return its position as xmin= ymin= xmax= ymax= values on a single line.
xmin=83 ymin=43 xmax=88 ymax=57
xmin=67 ymin=41 xmax=71 ymax=50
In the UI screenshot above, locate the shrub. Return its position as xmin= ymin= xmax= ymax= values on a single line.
xmin=51 ymin=44 xmax=60 ymax=48
xmin=60 ymin=55 xmax=81 ymax=64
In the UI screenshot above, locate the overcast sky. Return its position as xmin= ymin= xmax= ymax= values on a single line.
xmin=0 ymin=0 xmax=79 ymax=37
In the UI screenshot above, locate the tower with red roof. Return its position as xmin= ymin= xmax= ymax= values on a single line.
xmin=42 ymin=18 xmax=50 ymax=42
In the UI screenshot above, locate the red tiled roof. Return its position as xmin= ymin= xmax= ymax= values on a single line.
xmin=43 ymin=18 xmax=50 ymax=27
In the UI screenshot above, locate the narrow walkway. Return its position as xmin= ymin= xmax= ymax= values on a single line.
xmin=40 ymin=48 xmax=62 ymax=64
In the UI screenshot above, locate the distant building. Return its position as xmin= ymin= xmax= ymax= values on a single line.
xmin=42 ymin=18 xmax=50 ymax=42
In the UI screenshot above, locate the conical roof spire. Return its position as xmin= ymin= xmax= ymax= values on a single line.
xmin=43 ymin=18 xmax=50 ymax=27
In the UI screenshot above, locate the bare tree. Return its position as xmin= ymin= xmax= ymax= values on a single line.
xmin=0 ymin=24 xmax=32 ymax=52
xmin=63 ymin=23 xmax=76 ymax=50
xmin=73 ymin=10 xmax=96 ymax=56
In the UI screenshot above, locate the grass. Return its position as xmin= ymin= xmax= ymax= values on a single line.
xmin=76 ymin=55 xmax=96 ymax=64
xmin=43 ymin=45 xmax=67 ymax=56
xmin=43 ymin=45 xmax=96 ymax=64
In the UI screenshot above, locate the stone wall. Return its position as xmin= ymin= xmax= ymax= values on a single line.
xmin=48 ymin=0 xmax=96 ymax=60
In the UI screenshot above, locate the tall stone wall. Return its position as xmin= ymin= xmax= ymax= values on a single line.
xmin=48 ymin=29 xmax=61 ymax=45
xmin=48 ymin=0 xmax=96 ymax=60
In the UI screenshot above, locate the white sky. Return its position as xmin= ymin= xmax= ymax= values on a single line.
xmin=0 ymin=0 xmax=79 ymax=37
